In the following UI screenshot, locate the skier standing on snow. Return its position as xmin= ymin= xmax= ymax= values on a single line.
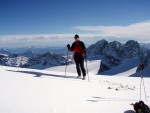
xmin=67 ymin=34 xmax=86 ymax=80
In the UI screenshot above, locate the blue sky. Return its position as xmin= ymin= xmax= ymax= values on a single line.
xmin=0 ymin=0 xmax=150 ymax=47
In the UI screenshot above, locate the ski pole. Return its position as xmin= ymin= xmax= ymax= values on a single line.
xmin=65 ymin=50 xmax=69 ymax=77
xmin=140 ymin=75 xmax=142 ymax=101
xmin=85 ymin=60 xmax=89 ymax=82
xmin=139 ymin=70 xmax=147 ymax=101
xmin=141 ymin=70 xmax=147 ymax=101
xmin=142 ymin=78 xmax=147 ymax=101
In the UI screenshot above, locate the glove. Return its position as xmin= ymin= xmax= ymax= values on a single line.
xmin=67 ymin=44 xmax=70 ymax=50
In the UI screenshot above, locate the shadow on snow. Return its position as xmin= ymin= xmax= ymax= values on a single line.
xmin=124 ymin=110 xmax=135 ymax=113
xmin=6 ymin=70 xmax=76 ymax=79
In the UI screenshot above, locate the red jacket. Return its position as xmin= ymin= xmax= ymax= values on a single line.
xmin=70 ymin=41 xmax=86 ymax=55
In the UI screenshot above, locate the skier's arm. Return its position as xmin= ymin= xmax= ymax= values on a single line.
xmin=82 ymin=42 xmax=86 ymax=55
xmin=70 ymin=42 xmax=75 ymax=52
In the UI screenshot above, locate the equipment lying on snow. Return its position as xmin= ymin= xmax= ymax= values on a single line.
xmin=131 ymin=101 xmax=150 ymax=113
xmin=131 ymin=68 xmax=149 ymax=113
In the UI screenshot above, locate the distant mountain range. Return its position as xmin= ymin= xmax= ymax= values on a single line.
xmin=1 ymin=46 xmax=67 ymax=55
xmin=140 ymin=43 xmax=150 ymax=49
xmin=0 ymin=45 xmax=73 ymax=69
xmin=0 ymin=48 xmax=11 ymax=54
xmin=0 ymin=41 xmax=150 ymax=73
xmin=21 ymin=50 xmax=35 ymax=57
xmin=1 ymin=42 xmax=150 ymax=55
xmin=0 ymin=51 xmax=67 ymax=69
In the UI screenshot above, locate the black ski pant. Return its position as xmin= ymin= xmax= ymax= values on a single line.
xmin=75 ymin=61 xmax=86 ymax=77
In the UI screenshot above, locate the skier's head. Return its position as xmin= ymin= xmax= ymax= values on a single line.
xmin=74 ymin=34 xmax=80 ymax=41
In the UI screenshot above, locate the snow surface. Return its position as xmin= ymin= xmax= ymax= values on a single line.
xmin=45 ymin=60 xmax=101 ymax=75
xmin=101 ymin=58 xmax=140 ymax=76
xmin=0 ymin=64 xmax=150 ymax=113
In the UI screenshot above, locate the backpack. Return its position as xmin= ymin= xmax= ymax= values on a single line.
xmin=134 ymin=101 xmax=150 ymax=113
xmin=74 ymin=41 xmax=84 ymax=53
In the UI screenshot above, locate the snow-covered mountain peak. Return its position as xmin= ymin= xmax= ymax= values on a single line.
xmin=87 ymin=39 xmax=142 ymax=59
xmin=21 ymin=50 xmax=34 ymax=57
xmin=87 ymin=39 xmax=109 ymax=56
xmin=102 ymin=40 xmax=123 ymax=58
xmin=87 ymin=39 xmax=143 ymax=73
xmin=122 ymin=40 xmax=141 ymax=58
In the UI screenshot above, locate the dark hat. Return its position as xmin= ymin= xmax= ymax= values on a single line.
xmin=74 ymin=34 xmax=79 ymax=39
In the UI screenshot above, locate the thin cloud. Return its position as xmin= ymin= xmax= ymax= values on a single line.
xmin=1 ymin=20 xmax=150 ymax=47
xmin=0 ymin=34 xmax=103 ymax=42
xmin=0 ymin=34 xmax=71 ymax=42
xmin=73 ymin=20 xmax=150 ymax=41
xmin=0 ymin=34 xmax=103 ymax=47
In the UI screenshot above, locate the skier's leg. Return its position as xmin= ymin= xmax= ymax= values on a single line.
xmin=80 ymin=61 xmax=86 ymax=77
xmin=75 ymin=61 xmax=81 ymax=77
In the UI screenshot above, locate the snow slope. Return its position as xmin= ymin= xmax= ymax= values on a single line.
xmin=101 ymin=58 xmax=140 ymax=76
xmin=49 ymin=57 xmax=142 ymax=77
xmin=131 ymin=64 xmax=150 ymax=77
xmin=0 ymin=65 xmax=150 ymax=113
xmin=45 ymin=60 xmax=101 ymax=75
